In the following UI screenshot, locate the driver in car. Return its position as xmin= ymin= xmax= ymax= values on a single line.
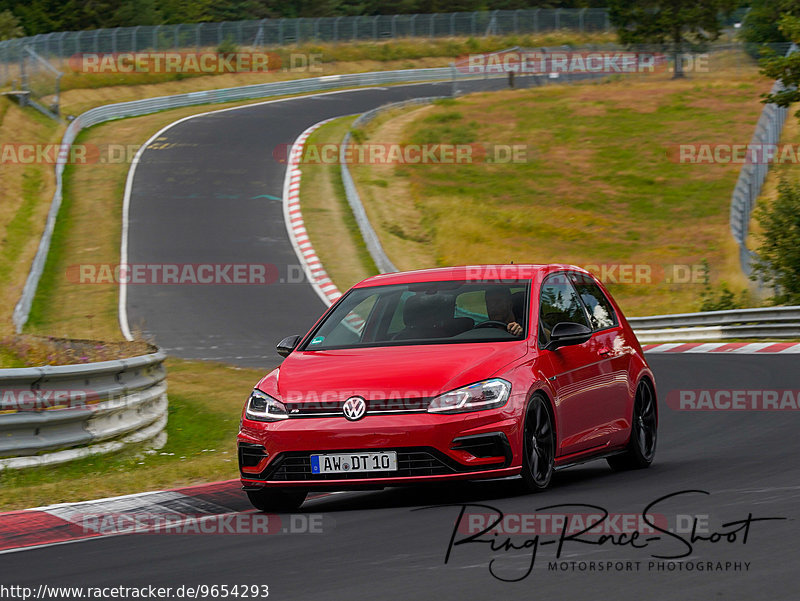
xmin=485 ymin=288 xmax=523 ymax=336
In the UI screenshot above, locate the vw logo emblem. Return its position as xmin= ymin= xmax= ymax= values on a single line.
xmin=342 ymin=396 xmax=367 ymax=421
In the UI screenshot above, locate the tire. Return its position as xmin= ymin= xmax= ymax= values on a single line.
xmin=246 ymin=488 xmax=307 ymax=512
xmin=520 ymin=395 xmax=555 ymax=492
xmin=608 ymin=379 xmax=657 ymax=471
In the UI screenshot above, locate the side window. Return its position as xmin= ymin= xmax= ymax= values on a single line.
xmin=538 ymin=274 xmax=590 ymax=346
xmin=569 ymin=273 xmax=618 ymax=331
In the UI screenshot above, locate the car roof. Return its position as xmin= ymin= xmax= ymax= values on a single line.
xmin=353 ymin=264 xmax=591 ymax=288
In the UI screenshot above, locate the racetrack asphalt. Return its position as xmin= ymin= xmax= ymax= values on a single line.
xmin=3 ymin=354 xmax=798 ymax=599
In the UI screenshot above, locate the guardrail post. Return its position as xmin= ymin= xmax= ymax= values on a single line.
xmin=486 ymin=10 xmax=498 ymax=36
xmin=57 ymin=32 xmax=66 ymax=65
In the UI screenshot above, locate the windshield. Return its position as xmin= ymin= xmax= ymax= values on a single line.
xmin=300 ymin=281 xmax=530 ymax=350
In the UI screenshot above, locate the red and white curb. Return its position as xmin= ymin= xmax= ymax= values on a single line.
xmin=281 ymin=118 xmax=368 ymax=332
xmin=643 ymin=342 xmax=800 ymax=353
xmin=0 ymin=480 xmax=251 ymax=553
xmin=0 ymin=480 xmax=336 ymax=553
xmin=282 ymin=119 xmax=344 ymax=308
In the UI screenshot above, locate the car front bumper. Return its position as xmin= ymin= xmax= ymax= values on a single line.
xmin=238 ymin=410 xmax=522 ymax=489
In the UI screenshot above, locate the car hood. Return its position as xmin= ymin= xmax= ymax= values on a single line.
xmin=266 ymin=342 xmax=528 ymax=403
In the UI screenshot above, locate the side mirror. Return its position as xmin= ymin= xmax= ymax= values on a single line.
xmin=276 ymin=335 xmax=302 ymax=357
xmin=547 ymin=322 xmax=592 ymax=350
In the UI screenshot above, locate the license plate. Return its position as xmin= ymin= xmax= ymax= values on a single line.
xmin=310 ymin=451 xmax=397 ymax=474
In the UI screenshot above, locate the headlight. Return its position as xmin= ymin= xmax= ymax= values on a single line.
xmin=427 ymin=379 xmax=511 ymax=414
xmin=245 ymin=389 xmax=289 ymax=422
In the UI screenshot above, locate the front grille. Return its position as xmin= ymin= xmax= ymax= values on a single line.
xmin=287 ymin=397 xmax=431 ymax=418
xmin=260 ymin=448 xmax=457 ymax=481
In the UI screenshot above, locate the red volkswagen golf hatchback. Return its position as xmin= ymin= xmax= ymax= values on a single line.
xmin=238 ymin=265 xmax=657 ymax=510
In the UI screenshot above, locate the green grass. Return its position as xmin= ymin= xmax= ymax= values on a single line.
xmin=23 ymin=161 xmax=77 ymax=335
xmin=0 ymin=168 xmax=42 ymax=290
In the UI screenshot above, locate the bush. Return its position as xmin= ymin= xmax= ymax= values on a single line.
xmin=752 ymin=179 xmax=800 ymax=304
xmin=216 ymin=37 xmax=239 ymax=55
xmin=698 ymin=259 xmax=748 ymax=311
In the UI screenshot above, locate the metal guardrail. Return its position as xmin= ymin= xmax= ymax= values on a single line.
xmin=729 ymin=43 xmax=798 ymax=277
xmin=629 ymin=306 xmax=800 ymax=342
xmin=0 ymin=349 xmax=167 ymax=470
xmin=12 ymin=66 xmax=490 ymax=333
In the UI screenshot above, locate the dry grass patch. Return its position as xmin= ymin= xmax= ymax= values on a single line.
xmin=350 ymin=104 xmax=440 ymax=271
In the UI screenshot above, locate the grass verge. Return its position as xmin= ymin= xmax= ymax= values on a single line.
xmin=0 ymin=98 xmax=61 ymax=334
